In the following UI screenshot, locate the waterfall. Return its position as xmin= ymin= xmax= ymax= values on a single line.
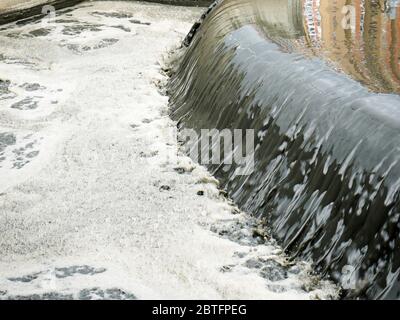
xmin=168 ymin=0 xmax=400 ymax=299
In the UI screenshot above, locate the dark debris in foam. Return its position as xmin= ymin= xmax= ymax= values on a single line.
xmin=211 ymin=225 xmax=318 ymax=294
xmin=112 ymin=25 xmax=131 ymax=33
xmin=20 ymin=83 xmax=46 ymax=92
xmin=12 ymin=150 xmax=39 ymax=169
xmin=0 ymin=135 xmax=41 ymax=169
xmin=55 ymin=19 xmax=80 ymax=24
xmin=0 ymin=132 xmax=16 ymax=154
xmin=245 ymin=258 xmax=288 ymax=282
xmin=61 ymin=38 xmax=120 ymax=53
xmin=210 ymin=214 xmax=311 ymax=290
xmin=10 ymin=97 xmax=38 ymax=110
xmin=93 ymin=38 xmax=119 ymax=49
xmin=210 ymin=216 xmax=271 ymax=247
xmin=81 ymin=38 xmax=120 ymax=52
xmin=0 ymin=79 xmax=16 ymax=100
xmin=7 ymin=292 xmax=75 ymax=300
xmin=78 ymin=288 xmax=136 ymax=300
xmin=7 ymin=265 xmax=107 ymax=283
xmin=56 ymin=265 xmax=107 ymax=279
xmin=90 ymin=11 xmax=151 ymax=26
xmin=4 ymin=288 xmax=136 ymax=300
xmin=61 ymin=23 xmax=103 ymax=36
xmin=0 ymin=53 xmax=36 ymax=67
xmin=28 ymin=28 xmax=52 ymax=37
xmin=130 ymin=20 xmax=151 ymax=26
xmin=91 ymin=11 xmax=134 ymax=19
xmin=7 ymin=272 xmax=41 ymax=283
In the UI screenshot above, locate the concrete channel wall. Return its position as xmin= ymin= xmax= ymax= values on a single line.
xmin=0 ymin=0 xmax=85 ymax=25
xmin=130 ymin=0 xmax=212 ymax=6
xmin=0 ymin=1 xmax=211 ymax=25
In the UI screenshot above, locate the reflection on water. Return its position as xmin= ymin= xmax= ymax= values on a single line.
xmin=254 ymin=0 xmax=400 ymax=94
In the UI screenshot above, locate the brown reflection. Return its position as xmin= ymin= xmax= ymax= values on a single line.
xmin=215 ymin=0 xmax=400 ymax=94
xmin=300 ymin=0 xmax=400 ymax=93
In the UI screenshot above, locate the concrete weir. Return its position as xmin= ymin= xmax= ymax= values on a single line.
xmin=168 ymin=0 xmax=400 ymax=299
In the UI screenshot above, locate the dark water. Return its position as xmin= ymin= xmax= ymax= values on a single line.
xmin=169 ymin=0 xmax=400 ymax=299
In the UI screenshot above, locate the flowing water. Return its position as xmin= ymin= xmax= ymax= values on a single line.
xmin=169 ymin=0 xmax=400 ymax=299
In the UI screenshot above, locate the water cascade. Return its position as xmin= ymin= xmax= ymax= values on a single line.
xmin=168 ymin=0 xmax=400 ymax=299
